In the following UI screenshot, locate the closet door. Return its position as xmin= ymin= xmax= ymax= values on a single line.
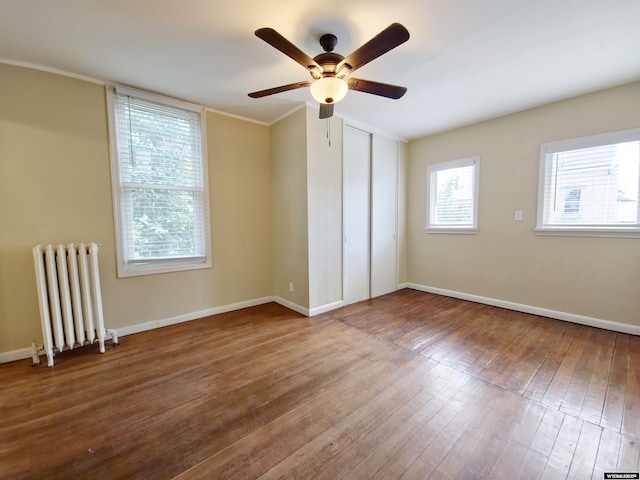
xmin=371 ymin=136 xmax=399 ymax=297
xmin=343 ymin=127 xmax=371 ymax=305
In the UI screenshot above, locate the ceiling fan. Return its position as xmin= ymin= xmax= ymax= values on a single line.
xmin=248 ymin=23 xmax=410 ymax=119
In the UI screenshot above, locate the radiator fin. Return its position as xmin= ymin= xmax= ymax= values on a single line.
xmin=32 ymin=243 xmax=118 ymax=367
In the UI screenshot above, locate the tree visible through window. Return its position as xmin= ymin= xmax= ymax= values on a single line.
xmin=107 ymin=87 xmax=211 ymax=277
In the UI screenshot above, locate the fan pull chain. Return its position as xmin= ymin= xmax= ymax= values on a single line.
xmin=326 ymin=117 xmax=331 ymax=147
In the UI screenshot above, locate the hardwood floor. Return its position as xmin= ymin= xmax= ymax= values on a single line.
xmin=1 ymin=289 xmax=639 ymax=479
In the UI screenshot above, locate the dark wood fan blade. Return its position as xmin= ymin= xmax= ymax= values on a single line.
xmin=248 ymin=81 xmax=311 ymax=98
xmin=338 ymin=23 xmax=409 ymax=75
xmin=347 ymin=78 xmax=407 ymax=99
xmin=319 ymin=103 xmax=334 ymax=119
xmin=255 ymin=28 xmax=321 ymax=73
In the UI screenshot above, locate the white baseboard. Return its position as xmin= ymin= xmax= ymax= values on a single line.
xmin=273 ymin=296 xmax=309 ymax=316
xmin=116 ymin=296 xmax=275 ymax=337
xmin=1 ymin=296 xmax=275 ymax=364
xmin=405 ymin=283 xmax=640 ymax=336
xmin=1 ymin=295 xmax=350 ymax=364
xmin=13 ymin=285 xmax=623 ymax=364
xmin=0 ymin=347 xmax=34 ymax=365
xmin=272 ymin=297 xmax=344 ymax=317
xmin=309 ymin=300 xmax=344 ymax=316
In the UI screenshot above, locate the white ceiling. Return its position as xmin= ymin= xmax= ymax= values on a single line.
xmin=2 ymin=0 xmax=639 ymax=140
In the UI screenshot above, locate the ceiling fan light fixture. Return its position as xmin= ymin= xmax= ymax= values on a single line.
xmin=310 ymin=77 xmax=348 ymax=104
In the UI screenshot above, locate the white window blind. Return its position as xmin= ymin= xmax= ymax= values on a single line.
xmin=107 ymin=86 xmax=211 ymax=276
xmin=537 ymin=129 xmax=640 ymax=237
xmin=426 ymin=156 xmax=479 ymax=233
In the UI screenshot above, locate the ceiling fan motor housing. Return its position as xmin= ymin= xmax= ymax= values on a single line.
xmin=313 ymin=52 xmax=345 ymax=76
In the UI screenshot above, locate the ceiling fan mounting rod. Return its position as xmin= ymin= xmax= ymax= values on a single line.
xmin=319 ymin=34 xmax=338 ymax=52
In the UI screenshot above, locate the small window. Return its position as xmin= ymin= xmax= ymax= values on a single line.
xmin=537 ymin=129 xmax=640 ymax=237
xmin=426 ymin=156 xmax=479 ymax=233
xmin=107 ymin=86 xmax=211 ymax=277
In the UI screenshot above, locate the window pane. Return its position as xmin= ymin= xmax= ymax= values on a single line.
xmin=109 ymin=87 xmax=210 ymax=276
xmin=117 ymin=96 xmax=202 ymax=189
xmin=427 ymin=157 xmax=478 ymax=233
xmin=543 ymin=140 xmax=639 ymax=226
xmin=433 ymin=165 xmax=474 ymax=225
xmin=127 ymin=188 xmax=203 ymax=260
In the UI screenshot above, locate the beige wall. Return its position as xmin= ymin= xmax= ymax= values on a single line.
xmin=270 ymin=106 xmax=309 ymax=307
xmin=397 ymin=141 xmax=409 ymax=285
xmin=6 ymin=61 xmax=635 ymax=356
xmin=307 ymin=108 xmax=343 ymax=310
xmin=0 ymin=64 xmax=272 ymax=354
xmin=407 ymin=81 xmax=640 ymax=326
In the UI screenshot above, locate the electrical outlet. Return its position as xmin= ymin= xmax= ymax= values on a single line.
xmin=289 ymin=282 xmax=294 ymax=292
xmin=515 ymin=210 xmax=523 ymax=221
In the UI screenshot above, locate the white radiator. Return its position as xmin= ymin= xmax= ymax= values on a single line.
xmin=32 ymin=243 xmax=118 ymax=367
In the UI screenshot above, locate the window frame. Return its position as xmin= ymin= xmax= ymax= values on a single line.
xmin=106 ymin=85 xmax=212 ymax=277
xmin=536 ymin=128 xmax=640 ymax=238
xmin=425 ymin=156 xmax=480 ymax=234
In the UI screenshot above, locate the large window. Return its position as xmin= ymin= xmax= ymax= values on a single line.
xmin=426 ymin=156 xmax=479 ymax=233
xmin=107 ymin=86 xmax=211 ymax=277
xmin=537 ymin=129 xmax=640 ymax=237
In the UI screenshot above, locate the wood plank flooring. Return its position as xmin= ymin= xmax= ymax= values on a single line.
xmin=1 ymin=289 xmax=638 ymax=479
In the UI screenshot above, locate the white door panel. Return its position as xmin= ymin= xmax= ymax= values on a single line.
xmin=371 ymin=136 xmax=399 ymax=297
xmin=343 ymin=127 xmax=371 ymax=305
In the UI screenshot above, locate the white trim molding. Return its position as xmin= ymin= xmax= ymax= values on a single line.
xmin=116 ymin=296 xmax=274 ymax=337
xmin=1 ymin=295 xmax=350 ymax=364
xmin=11 ymin=286 xmax=630 ymax=364
xmin=272 ymin=296 xmax=309 ymax=317
xmin=272 ymin=297 xmax=344 ymax=317
xmin=0 ymin=59 xmax=106 ymax=85
xmin=309 ymin=300 xmax=345 ymax=317
xmin=405 ymin=283 xmax=640 ymax=336
xmin=0 ymin=347 xmax=35 ymax=365
xmin=2 ymin=296 xmax=272 ymax=364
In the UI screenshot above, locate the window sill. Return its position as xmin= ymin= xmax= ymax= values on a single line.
xmin=425 ymin=227 xmax=478 ymax=235
xmin=535 ymin=227 xmax=640 ymax=239
xmin=117 ymin=258 xmax=211 ymax=278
